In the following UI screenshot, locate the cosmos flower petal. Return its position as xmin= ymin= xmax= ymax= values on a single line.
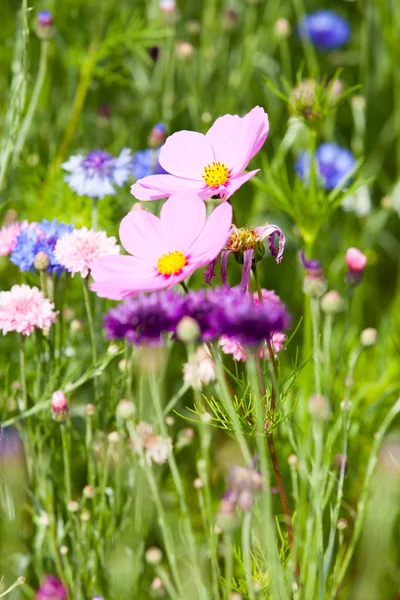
xmin=119 ymin=210 xmax=166 ymax=261
xmin=160 ymin=192 xmax=206 ymax=253
xmin=91 ymin=255 xmax=156 ymax=300
xmin=223 ymin=169 xmax=259 ymax=198
xmin=205 ymin=114 xmax=246 ymax=169
xmin=159 ymin=131 xmax=214 ymax=180
xmin=131 ymin=174 xmax=206 ymax=200
xmin=187 ymin=200 xmax=232 ymax=261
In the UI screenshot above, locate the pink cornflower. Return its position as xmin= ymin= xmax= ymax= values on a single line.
xmin=0 ymin=285 xmax=56 ymax=336
xmin=54 ymin=227 xmax=120 ymax=278
xmin=0 ymin=221 xmax=28 ymax=256
xmin=91 ymin=192 xmax=232 ymax=300
xmin=130 ymin=106 xmax=269 ymax=201
xmin=345 ymin=247 xmax=367 ymax=272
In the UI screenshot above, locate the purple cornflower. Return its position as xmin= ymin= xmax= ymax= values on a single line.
xmin=183 ymin=288 xmax=229 ymax=341
xmin=36 ymin=10 xmax=54 ymax=39
xmin=297 ymin=10 xmax=351 ymax=51
xmin=35 ymin=576 xmax=67 ymax=600
xmin=132 ymin=148 xmax=167 ymax=180
xmin=296 ymin=143 xmax=356 ymax=190
xmin=10 ymin=219 xmax=73 ymax=275
xmin=62 ymin=149 xmax=132 ymax=199
xmin=104 ymin=290 xmax=186 ymax=345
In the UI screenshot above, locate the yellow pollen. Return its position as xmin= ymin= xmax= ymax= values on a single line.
xmin=202 ymin=161 xmax=229 ymax=187
xmin=157 ymin=251 xmax=187 ymax=276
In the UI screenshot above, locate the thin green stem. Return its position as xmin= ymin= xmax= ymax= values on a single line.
xmin=61 ymin=425 xmax=72 ymax=502
xmin=82 ymin=277 xmax=99 ymax=403
xmin=91 ymin=198 xmax=99 ymax=230
xmin=311 ymin=297 xmax=321 ymax=395
xmin=0 ymin=577 xmax=25 ymax=598
xmin=242 ymin=512 xmax=255 ymax=600
xmin=19 ymin=335 xmax=28 ymax=412
xmin=13 ymin=40 xmax=49 ymax=163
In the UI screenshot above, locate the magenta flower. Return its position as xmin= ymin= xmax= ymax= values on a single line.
xmin=54 ymin=227 xmax=120 ymax=278
xmin=35 ymin=575 xmax=67 ymax=600
xmin=0 ymin=285 xmax=56 ymax=336
xmin=91 ymin=192 xmax=232 ymax=300
xmin=130 ymin=106 xmax=269 ymax=201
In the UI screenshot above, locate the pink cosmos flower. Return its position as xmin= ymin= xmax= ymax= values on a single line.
xmin=91 ymin=192 xmax=232 ymax=300
xmin=0 ymin=285 xmax=56 ymax=336
xmin=130 ymin=106 xmax=269 ymax=201
xmin=0 ymin=221 xmax=28 ymax=256
xmin=54 ymin=227 xmax=120 ymax=278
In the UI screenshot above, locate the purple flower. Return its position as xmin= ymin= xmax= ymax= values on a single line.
xmin=104 ymin=290 xmax=186 ymax=345
xmin=297 ymin=10 xmax=351 ymax=51
xmin=183 ymin=288 xmax=229 ymax=341
xmin=62 ymin=149 xmax=132 ymax=199
xmin=37 ymin=10 xmax=52 ymax=26
xmin=35 ymin=576 xmax=67 ymax=600
xmin=296 ymin=143 xmax=356 ymax=190
xmin=300 ymin=252 xmax=327 ymax=297
xmin=0 ymin=427 xmax=24 ymax=465
xmin=132 ymin=148 xmax=167 ymax=180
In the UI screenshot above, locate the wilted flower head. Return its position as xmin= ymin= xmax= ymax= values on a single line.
xmin=54 ymin=227 xmax=119 ymax=278
xmin=297 ymin=10 xmax=351 ymax=50
xmin=62 ymin=148 xmax=132 ymax=199
xmin=91 ymin=192 xmax=232 ymax=299
xmin=132 ymin=148 xmax=167 ymax=180
xmin=0 ymin=285 xmax=56 ymax=336
xmin=104 ymin=290 xmax=186 ymax=345
xmin=0 ymin=221 xmax=28 ymax=256
xmin=224 ymin=463 xmax=264 ymax=512
xmin=130 ymin=106 xmax=269 ymax=201
xmin=300 ymin=252 xmax=327 ymax=297
xmin=183 ymin=345 xmax=216 ymax=390
xmin=133 ymin=422 xmax=172 ymax=465
xmin=296 ymin=143 xmax=356 ymax=190
xmin=10 ymin=219 xmax=73 ymax=275
xmin=35 ymin=575 xmax=67 ymax=600
xmin=289 ymin=79 xmax=319 ymax=121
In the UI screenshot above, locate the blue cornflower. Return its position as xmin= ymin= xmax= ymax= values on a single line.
xmin=295 ymin=142 xmax=356 ymax=190
xmin=132 ymin=148 xmax=167 ymax=180
xmin=62 ymin=149 xmax=132 ymax=199
xmin=10 ymin=219 xmax=73 ymax=275
xmin=297 ymin=10 xmax=350 ymax=50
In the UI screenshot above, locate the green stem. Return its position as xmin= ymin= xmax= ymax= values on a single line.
xmin=323 ymin=314 xmax=333 ymax=395
xmin=13 ymin=39 xmax=49 ymax=163
xmin=242 ymin=512 xmax=255 ymax=600
xmin=61 ymin=425 xmax=72 ymax=502
xmin=82 ymin=277 xmax=99 ymax=403
xmin=91 ymin=197 xmax=99 ymax=230
xmin=223 ymin=533 xmax=233 ymax=599
xmin=0 ymin=577 xmax=25 ymax=598
xmin=310 ymin=297 xmax=321 ymax=395
xmin=19 ymin=335 xmax=28 ymax=412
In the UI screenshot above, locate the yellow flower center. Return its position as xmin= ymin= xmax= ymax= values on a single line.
xmin=225 ymin=227 xmax=260 ymax=252
xmin=157 ymin=251 xmax=187 ymax=275
xmin=202 ymin=161 xmax=229 ymax=187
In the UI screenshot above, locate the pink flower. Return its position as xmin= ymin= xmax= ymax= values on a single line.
xmin=345 ymin=247 xmax=367 ymax=272
xmin=0 ymin=285 xmax=56 ymax=336
xmin=91 ymin=192 xmax=232 ymax=300
xmin=0 ymin=221 xmax=28 ymax=256
xmin=54 ymin=227 xmax=120 ymax=278
xmin=51 ymin=390 xmax=69 ymax=422
xmin=130 ymin=106 xmax=269 ymax=201
xmin=220 ymin=332 xmax=286 ymax=362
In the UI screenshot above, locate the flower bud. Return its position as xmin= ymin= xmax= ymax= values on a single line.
xmin=51 ymin=390 xmax=69 ymax=423
xmin=222 ymin=8 xmax=238 ymax=30
xmin=148 ymin=123 xmax=167 ymax=148
xmin=308 ymin=394 xmax=331 ymax=421
xmin=216 ymin=497 xmax=237 ymax=531
xmin=337 ymin=518 xmax=348 ymax=530
xmin=145 ymin=546 xmax=163 ymax=565
xmin=85 ymin=404 xmax=95 ymax=417
xmin=68 ymin=500 xmax=79 ymax=513
xmin=165 ymin=415 xmax=175 ymax=426
xmin=176 ymin=316 xmax=201 ymax=343
xmin=185 ymin=20 xmax=201 ymax=35
xmin=71 ymin=319 xmax=84 ymax=333
xmin=346 ymin=247 xmax=367 ymax=285
xmin=176 ymin=427 xmax=195 ymax=449
xmin=80 ymin=510 xmax=90 ymax=522
xmin=176 ymin=41 xmax=194 ymax=59
xmin=288 ymin=454 xmax=298 ymax=466
xmin=107 ymin=344 xmax=119 ymax=355
xmin=60 ymin=545 xmax=69 ymax=555
xmin=117 ymin=399 xmax=136 ymax=420
xmin=360 ymin=327 xmax=378 ymax=347
xmin=83 ymin=485 xmax=95 ymax=499
xmin=150 ymin=576 xmax=165 ymax=598
xmin=36 ymin=10 xmax=54 ymax=39
xmin=193 ymin=477 xmax=203 ymax=489
xmin=34 ymin=251 xmax=50 ymax=271
xmin=321 ymin=290 xmax=344 ymax=314
xmin=301 ymin=252 xmax=327 ymax=297
xmin=275 ymin=17 xmax=290 ymax=38
xmin=289 ymin=79 xmax=319 ymax=122
xmin=107 ymin=431 xmax=120 ymax=444
xmin=131 ymin=202 xmax=146 ymax=211
xmin=329 ymin=79 xmax=344 ymax=99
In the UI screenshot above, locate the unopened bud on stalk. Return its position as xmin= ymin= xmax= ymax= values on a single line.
xmin=288 ymin=454 xmax=298 ymax=466
xmin=216 ymin=497 xmax=237 ymax=531
xmin=150 ymin=576 xmax=165 ymax=598
xmin=176 ymin=427 xmax=195 ymax=449
xmin=230 ymin=594 xmax=243 ymax=600
xmin=51 ymin=390 xmax=69 ymax=422
xmin=275 ymin=17 xmax=290 ymax=38
xmin=176 ymin=316 xmax=201 ymax=343
xmin=80 ymin=510 xmax=90 ymax=522
xmin=360 ymin=327 xmax=378 ymax=347
xmin=107 ymin=431 xmax=120 ymax=444
xmin=107 ymin=343 xmax=119 ymax=355
xmin=85 ymin=404 xmax=95 ymax=417
xmin=176 ymin=41 xmax=194 ymax=59
xmin=34 ymin=251 xmax=50 ymax=271
xmin=145 ymin=546 xmax=163 ymax=565
xmin=300 ymin=252 xmax=327 ymax=297
xmin=83 ymin=485 xmax=95 ymax=499
xmin=193 ymin=477 xmax=203 ymax=489
xmin=346 ymin=247 xmax=367 ymax=285
xmin=117 ymin=399 xmax=136 ymax=420
xmin=289 ymin=80 xmax=319 ymax=121
xmin=321 ymin=290 xmax=344 ymax=314
xmin=148 ymin=123 xmax=167 ymax=148
xmin=337 ymin=518 xmax=348 ymax=530
xmin=165 ymin=415 xmax=175 ymax=426
xmin=67 ymin=500 xmax=79 ymax=513
xmin=71 ymin=319 xmax=84 ymax=333
xmin=60 ymin=545 xmax=69 ymax=555
xmin=308 ymin=394 xmax=331 ymax=421
xmin=36 ymin=10 xmax=54 ymax=39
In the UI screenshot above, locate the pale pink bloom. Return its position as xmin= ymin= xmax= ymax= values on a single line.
xmin=345 ymin=247 xmax=367 ymax=272
xmin=130 ymin=106 xmax=269 ymax=201
xmin=253 ymin=289 xmax=281 ymax=305
xmin=0 ymin=285 xmax=56 ymax=336
xmin=91 ymin=192 xmax=232 ymax=300
xmin=220 ymin=332 xmax=286 ymax=362
xmin=0 ymin=221 xmax=28 ymax=256
xmin=54 ymin=227 xmax=120 ymax=278
xmin=133 ymin=421 xmax=172 ymax=465
xmin=183 ymin=345 xmax=216 ymax=390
